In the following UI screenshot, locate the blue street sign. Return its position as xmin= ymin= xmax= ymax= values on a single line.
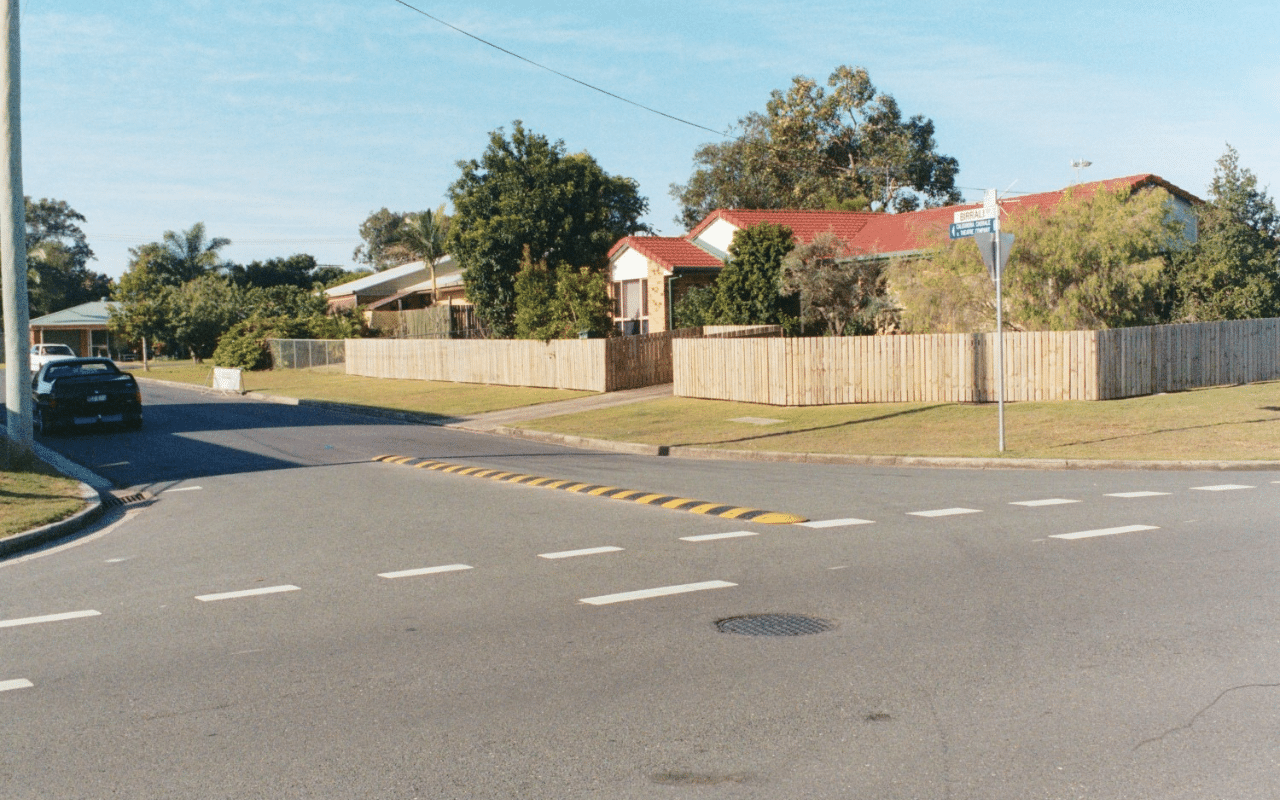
xmin=949 ymin=218 xmax=996 ymax=239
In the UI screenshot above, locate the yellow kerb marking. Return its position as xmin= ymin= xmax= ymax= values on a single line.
xmin=414 ymin=461 xmax=438 ymax=469
xmin=564 ymin=484 xmax=590 ymax=492
xmin=525 ymin=477 xmax=553 ymax=487
xmin=428 ymin=463 xmax=450 ymax=470
xmin=689 ymin=503 xmax=720 ymax=515
xmin=718 ymin=507 xmax=754 ymax=519
xmin=542 ymin=480 xmax=570 ymax=489
xmin=611 ymin=490 xmax=641 ymax=500
xmin=662 ymin=498 xmax=697 ymax=508
xmin=587 ymin=486 xmax=618 ymax=496
xmin=489 ymin=472 xmax=514 ymax=480
xmin=392 ymin=457 xmax=415 ymax=464
xmin=634 ymin=494 xmax=666 ymax=504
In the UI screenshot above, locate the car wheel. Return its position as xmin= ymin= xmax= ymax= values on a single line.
xmin=34 ymin=407 xmax=54 ymax=436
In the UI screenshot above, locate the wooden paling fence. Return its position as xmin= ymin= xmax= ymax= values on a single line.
xmin=344 ymin=325 xmax=779 ymax=392
xmin=673 ymin=318 xmax=1280 ymax=405
xmin=347 ymin=338 xmax=607 ymax=390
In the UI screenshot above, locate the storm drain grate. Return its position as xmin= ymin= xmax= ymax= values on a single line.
xmin=716 ymin=614 xmax=836 ymax=636
xmin=100 ymin=492 xmax=146 ymax=508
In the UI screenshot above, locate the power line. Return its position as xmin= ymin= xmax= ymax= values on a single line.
xmin=388 ymin=0 xmax=728 ymax=138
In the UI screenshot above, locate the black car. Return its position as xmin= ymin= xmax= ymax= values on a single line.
xmin=31 ymin=358 xmax=143 ymax=435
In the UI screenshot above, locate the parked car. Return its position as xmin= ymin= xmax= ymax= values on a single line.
xmin=31 ymin=358 xmax=142 ymax=435
xmin=29 ymin=343 xmax=77 ymax=372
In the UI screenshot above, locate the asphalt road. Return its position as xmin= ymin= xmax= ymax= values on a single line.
xmin=3 ymin=379 xmax=1279 ymax=798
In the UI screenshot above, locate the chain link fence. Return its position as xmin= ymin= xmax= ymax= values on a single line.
xmin=266 ymin=339 xmax=346 ymax=370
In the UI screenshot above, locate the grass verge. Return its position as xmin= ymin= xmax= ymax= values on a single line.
xmin=516 ymin=381 xmax=1280 ymax=462
xmin=128 ymin=361 xmax=596 ymax=419
xmin=1 ymin=463 xmax=86 ymax=540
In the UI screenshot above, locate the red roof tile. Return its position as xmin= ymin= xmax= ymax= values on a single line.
xmin=609 ymin=235 xmax=724 ymax=271
xmin=680 ymin=174 xmax=1202 ymax=258
xmin=687 ymin=209 xmax=880 ymax=246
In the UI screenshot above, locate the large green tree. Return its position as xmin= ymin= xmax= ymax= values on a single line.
xmin=711 ymin=222 xmax=798 ymax=327
xmin=167 ymin=274 xmax=243 ymax=362
xmin=226 ymin=254 xmax=321 ymax=289
xmin=671 ymin=65 xmax=960 ymax=228
xmin=1173 ymin=146 xmax=1280 ymax=321
xmin=23 ymin=198 xmax=112 ymax=316
xmin=108 ymin=244 xmax=174 ymax=370
xmin=449 ymin=121 xmax=649 ymax=338
xmin=355 ymin=207 xmax=414 ymax=270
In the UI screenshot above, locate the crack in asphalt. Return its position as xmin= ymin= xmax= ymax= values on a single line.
xmin=1133 ymin=682 xmax=1280 ymax=751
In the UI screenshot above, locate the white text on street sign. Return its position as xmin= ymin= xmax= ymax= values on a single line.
xmin=949 ymin=218 xmax=996 ymax=239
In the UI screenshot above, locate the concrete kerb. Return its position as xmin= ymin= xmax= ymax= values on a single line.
xmin=493 ymin=426 xmax=1280 ymax=472
xmin=0 ymin=440 xmax=112 ymax=559
xmin=0 ymin=481 xmax=103 ymax=558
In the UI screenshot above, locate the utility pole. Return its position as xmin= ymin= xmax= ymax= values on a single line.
xmin=1 ymin=0 xmax=32 ymax=466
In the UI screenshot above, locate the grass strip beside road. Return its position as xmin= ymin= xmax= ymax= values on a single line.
xmin=0 ymin=465 xmax=87 ymax=540
xmin=129 ymin=362 xmax=595 ymax=419
xmin=514 ymin=380 xmax=1280 ymax=462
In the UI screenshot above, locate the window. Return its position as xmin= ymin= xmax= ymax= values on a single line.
xmin=613 ymin=278 xmax=648 ymax=335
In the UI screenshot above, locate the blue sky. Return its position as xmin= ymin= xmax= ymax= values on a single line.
xmin=20 ymin=0 xmax=1279 ymax=279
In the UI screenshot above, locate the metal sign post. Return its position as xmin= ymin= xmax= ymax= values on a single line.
xmin=953 ymin=191 xmax=1013 ymax=453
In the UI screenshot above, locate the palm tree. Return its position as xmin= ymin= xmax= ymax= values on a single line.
xmin=386 ymin=206 xmax=450 ymax=303
xmin=160 ymin=222 xmax=231 ymax=283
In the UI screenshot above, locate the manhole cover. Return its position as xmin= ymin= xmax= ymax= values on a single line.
xmin=715 ymin=614 xmax=835 ymax=636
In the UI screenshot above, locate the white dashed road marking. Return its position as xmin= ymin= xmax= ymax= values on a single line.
xmin=0 ymin=609 xmax=101 ymax=629
xmin=1051 ymin=525 xmax=1160 ymax=541
xmin=680 ymin=531 xmax=758 ymax=542
xmin=1106 ymin=491 xmax=1171 ymax=498
xmin=1191 ymin=484 xmax=1254 ymax=492
xmin=908 ymin=507 xmax=982 ymax=518
xmin=799 ymin=518 xmax=875 ymax=528
xmin=538 ymin=546 xmax=623 ymax=560
xmin=164 ymin=486 xmax=203 ymax=493
xmin=580 ymin=580 xmax=737 ymax=606
xmin=0 ymin=679 xmax=34 ymax=692
xmin=195 ymin=585 xmax=300 ymax=602
xmin=1010 ymin=498 xmax=1080 ymax=507
xmin=378 ymin=564 xmax=473 ymax=579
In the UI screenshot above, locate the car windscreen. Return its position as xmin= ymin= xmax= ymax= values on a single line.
xmin=45 ymin=363 xmax=120 ymax=379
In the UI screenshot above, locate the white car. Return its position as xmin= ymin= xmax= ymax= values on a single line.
xmin=29 ymin=343 xmax=77 ymax=372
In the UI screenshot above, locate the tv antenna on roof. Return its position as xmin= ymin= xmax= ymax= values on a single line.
xmin=1071 ymin=159 xmax=1092 ymax=184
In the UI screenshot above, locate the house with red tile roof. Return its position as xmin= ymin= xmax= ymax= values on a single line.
xmin=608 ymin=174 xmax=1200 ymax=334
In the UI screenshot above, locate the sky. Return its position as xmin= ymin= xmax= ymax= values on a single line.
xmin=18 ymin=0 xmax=1280 ymax=280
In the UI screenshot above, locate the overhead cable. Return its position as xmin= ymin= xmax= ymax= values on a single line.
xmin=388 ymin=0 xmax=727 ymax=138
